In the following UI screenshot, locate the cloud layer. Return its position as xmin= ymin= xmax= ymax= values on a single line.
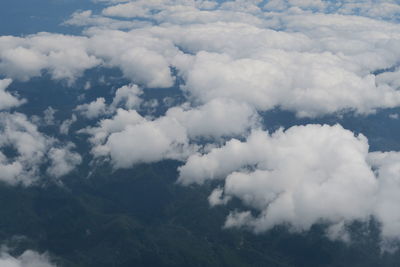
xmin=2 ymin=0 xmax=400 ymax=249
xmin=178 ymin=124 xmax=400 ymax=242
xmin=1 ymin=0 xmax=400 ymax=116
xmin=65 ymin=0 xmax=400 ymax=244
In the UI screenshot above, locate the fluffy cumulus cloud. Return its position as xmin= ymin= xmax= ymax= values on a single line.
xmin=82 ymin=109 xmax=194 ymax=168
xmin=0 ymin=79 xmax=25 ymax=110
xmin=47 ymin=145 xmax=83 ymax=178
xmin=76 ymin=97 xmax=108 ymax=119
xmin=178 ymin=124 xmax=400 ymax=242
xmin=0 ymin=30 xmax=175 ymax=87
xmin=51 ymin=0 xmax=400 ymax=243
xmin=180 ymin=50 xmax=400 ymax=117
xmin=0 ymin=248 xmax=55 ymax=267
xmin=82 ymin=96 xmax=258 ymax=167
xmin=111 ymin=84 xmax=142 ymax=110
xmin=0 ymin=112 xmax=81 ymax=185
xmin=85 ymin=28 xmax=178 ymax=88
xmin=3 ymin=0 xmax=400 ymax=247
xmin=1 ymin=0 xmax=399 ymax=115
xmin=74 ymin=0 xmax=400 ymax=116
xmin=166 ymin=98 xmax=259 ymax=139
xmin=0 ymin=34 xmax=100 ymax=82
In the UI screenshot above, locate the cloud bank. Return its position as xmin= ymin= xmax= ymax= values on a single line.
xmin=178 ymin=124 xmax=400 ymax=243
xmin=0 ymin=0 xmax=400 ymax=115
xmin=65 ymin=0 xmax=400 ymax=244
xmin=2 ymin=0 xmax=400 ymax=249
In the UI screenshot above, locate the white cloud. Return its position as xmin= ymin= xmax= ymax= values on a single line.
xmin=288 ymin=0 xmax=326 ymax=9
xmin=0 ymin=112 xmax=81 ymax=185
xmin=0 ymin=79 xmax=25 ymax=110
xmin=60 ymin=114 xmax=77 ymax=135
xmin=0 ymin=248 xmax=55 ymax=267
xmin=76 ymin=97 xmax=108 ymax=119
xmin=47 ymin=144 xmax=82 ymax=178
xmin=65 ymin=10 xmax=143 ymax=30
xmin=86 ymin=28 xmax=177 ymax=88
xmin=101 ymin=0 xmax=155 ymax=18
xmin=368 ymin=152 xmax=400 ymax=240
xmin=166 ymin=98 xmax=259 ymax=139
xmin=0 ymin=0 xmax=398 ymax=116
xmin=43 ymin=107 xmax=57 ymax=126
xmin=0 ymin=47 xmax=47 ymax=81
xmin=209 ymin=187 xmax=231 ymax=206
xmin=111 ymin=84 xmax=142 ymax=110
xmin=0 ymin=30 xmax=176 ymax=87
xmin=82 ymin=108 xmax=145 ymax=145
xmin=220 ymin=0 xmax=262 ymax=13
xmin=0 ymin=34 xmax=100 ymax=82
xmin=376 ymin=68 xmax=400 ymax=90
xmin=262 ymin=0 xmax=400 ymax=20
xmin=82 ymin=96 xmax=259 ymax=168
xmin=83 ymin=109 xmax=193 ymax=168
xmin=337 ymin=1 xmax=400 ymax=21
xmin=264 ymin=0 xmax=288 ymax=11
xmin=1 ymin=0 xmax=400 ymax=250
xmin=180 ymin=51 xmax=400 ymax=117
xmin=178 ymin=124 xmax=400 ymax=242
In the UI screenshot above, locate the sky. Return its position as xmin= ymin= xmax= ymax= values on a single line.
xmin=1 ymin=0 xmax=400 ymax=264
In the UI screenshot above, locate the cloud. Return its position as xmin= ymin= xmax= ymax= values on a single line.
xmin=367 ymin=152 xmax=400 ymax=240
xmin=166 ymin=98 xmax=259 ymax=139
xmin=262 ymin=0 xmax=400 ymax=20
xmin=0 ymin=112 xmax=81 ymax=185
xmin=180 ymin=51 xmax=400 ymax=117
xmin=64 ymin=10 xmax=144 ymax=30
xmin=335 ymin=0 xmax=400 ymax=21
xmin=0 ymin=79 xmax=25 ymax=110
xmin=76 ymin=97 xmax=108 ymax=119
xmin=43 ymin=107 xmax=57 ymax=126
xmin=86 ymin=28 xmax=177 ymax=88
xmin=0 ymin=248 xmax=55 ymax=267
xmin=81 ymin=96 xmax=259 ymax=168
xmin=75 ymin=83 xmax=142 ymax=120
xmin=0 ymin=34 xmax=100 ymax=82
xmin=97 ymin=4 xmax=400 ymax=116
xmin=376 ymin=68 xmax=400 ymax=90
xmin=2 ymin=0 xmax=400 ymax=245
xmin=0 ymin=30 xmax=176 ymax=87
xmin=83 ymin=108 xmax=194 ymax=168
xmin=178 ymin=124 xmax=400 ymax=242
xmin=47 ymin=144 xmax=82 ymax=178
xmin=111 ymin=84 xmax=142 ymax=110
xmin=60 ymin=114 xmax=77 ymax=135
xmin=60 ymin=2 xmax=400 ymax=243
xmin=0 ymin=0 xmax=398 ymax=116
